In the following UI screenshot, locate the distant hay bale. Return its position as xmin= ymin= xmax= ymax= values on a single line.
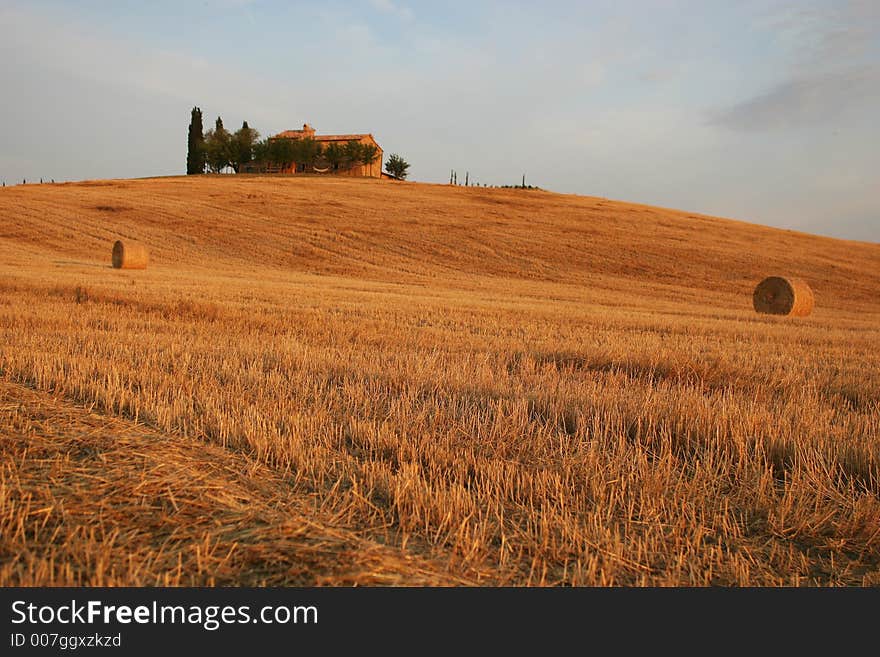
xmin=111 ymin=240 xmax=148 ymax=270
xmin=753 ymin=276 xmax=813 ymax=317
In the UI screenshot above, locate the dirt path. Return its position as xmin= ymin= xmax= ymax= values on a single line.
xmin=0 ymin=380 xmax=469 ymax=586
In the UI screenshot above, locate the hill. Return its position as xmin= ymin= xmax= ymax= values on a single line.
xmin=1 ymin=176 xmax=878 ymax=313
xmin=1 ymin=175 xmax=878 ymax=586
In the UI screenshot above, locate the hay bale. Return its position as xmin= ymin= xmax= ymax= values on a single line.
xmin=753 ymin=276 xmax=813 ymax=316
xmin=111 ymin=240 xmax=148 ymax=270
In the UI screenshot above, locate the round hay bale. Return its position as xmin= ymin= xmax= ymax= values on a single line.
xmin=111 ymin=240 xmax=148 ymax=270
xmin=753 ymin=276 xmax=813 ymax=316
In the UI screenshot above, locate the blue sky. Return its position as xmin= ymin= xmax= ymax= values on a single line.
xmin=1 ymin=0 xmax=878 ymax=242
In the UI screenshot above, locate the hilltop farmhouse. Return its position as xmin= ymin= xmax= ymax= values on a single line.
xmin=242 ymin=123 xmax=384 ymax=178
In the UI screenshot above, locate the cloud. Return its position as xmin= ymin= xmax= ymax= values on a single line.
xmin=638 ymin=68 xmax=676 ymax=83
xmin=757 ymin=0 xmax=880 ymax=66
xmin=708 ymin=66 xmax=880 ymax=132
xmin=0 ymin=3 xmax=383 ymax=130
xmin=368 ymin=0 xmax=414 ymax=21
xmin=201 ymin=0 xmax=258 ymax=7
xmin=0 ymin=6 xmax=237 ymax=104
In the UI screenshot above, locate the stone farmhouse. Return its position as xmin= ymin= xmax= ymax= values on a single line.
xmin=242 ymin=123 xmax=384 ymax=178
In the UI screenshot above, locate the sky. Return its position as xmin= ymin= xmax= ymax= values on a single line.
xmin=1 ymin=0 xmax=878 ymax=242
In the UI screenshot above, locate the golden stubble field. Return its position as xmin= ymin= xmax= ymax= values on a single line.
xmin=1 ymin=175 xmax=879 ymax=586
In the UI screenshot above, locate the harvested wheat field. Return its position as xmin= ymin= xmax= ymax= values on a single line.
xmin=1 ymin=175 xmax=879 ymax=586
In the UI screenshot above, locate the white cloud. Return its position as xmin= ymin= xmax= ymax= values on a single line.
xmin=368 ymin=0 xmax=414 ymax=21
xmin=0 ymin=7 xmax=241 ymax=107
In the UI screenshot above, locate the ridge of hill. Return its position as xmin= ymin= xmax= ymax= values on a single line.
xmin=1 ymin=175 xmax=878 ymax=315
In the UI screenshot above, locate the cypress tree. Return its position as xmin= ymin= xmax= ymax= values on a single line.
xmin=186 ymin=107 xmax=205 ymax=174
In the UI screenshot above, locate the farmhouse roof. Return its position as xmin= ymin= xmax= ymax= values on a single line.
xmin=273 ymin=126 xmax=379 ymax=145
xmin=315 ymin=134 xmax=375 ymax=142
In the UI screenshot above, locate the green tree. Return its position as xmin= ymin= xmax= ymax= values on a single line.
xmin=294 ymin=138 xmax=321 ymax=171
xmin=204 ymin=116 xmax=232 ymax=173
xmin=384 ymin=153 xmax=410 ymax=180
xmin=343 ymin=140 xmax=362 ymax=170
xmin=324 ymin=142 xmax=344 ymax=171
xmin=186 ymin=107 xmax=205 ymax=174
xmin=312 ymin=141 xmax=325 ymax=169
xmin=268 ymin=138 xmax=295 ymax=169
xmin=229 ymin=120 xmax=259 ymax=173
xmin=359 ymin=143 xmax=379 ymax=176
xmin=252 ymin=138 xmax=270 ymax=165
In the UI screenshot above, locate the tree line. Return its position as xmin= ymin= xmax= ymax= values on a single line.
xmin=186 ymin=107 xmax=409 ymax=179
